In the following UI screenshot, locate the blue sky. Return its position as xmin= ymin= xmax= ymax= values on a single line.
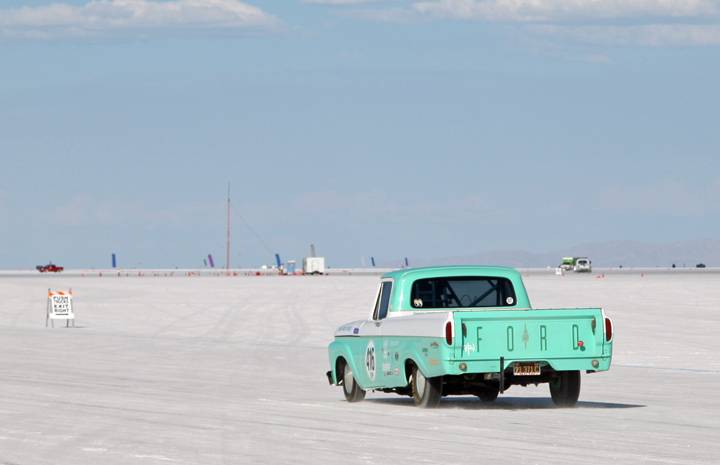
xmin=1 ymin=0 xmax=719 ymax=268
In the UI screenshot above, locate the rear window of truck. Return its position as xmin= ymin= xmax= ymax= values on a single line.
xmin=410 ymin=276 xmax=516 ymax=309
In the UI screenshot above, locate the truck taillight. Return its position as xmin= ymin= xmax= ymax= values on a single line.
xmin=445 ymin=321 xmax=453 ymax=345
xmin=604 ymin=317 xmax=613 ymax=342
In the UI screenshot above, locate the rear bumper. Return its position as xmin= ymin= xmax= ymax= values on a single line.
xmin=444 ymin=356 xmax=612 ymax=375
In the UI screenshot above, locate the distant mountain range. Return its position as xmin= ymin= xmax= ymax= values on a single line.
xmin=413 ymin=239 xmax=719 ymax=268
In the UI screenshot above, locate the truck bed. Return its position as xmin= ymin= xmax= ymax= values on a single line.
xmin=449 ymin=307 xmax=612 ymax=374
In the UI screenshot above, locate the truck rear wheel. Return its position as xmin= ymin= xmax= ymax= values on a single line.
xmin=411 ymin=365 xmax=442 ymax=408
xmin=341 ymin=361 xmax=365 ymax=402
xmin=549 ymin=370 xmax=581 ymax=407
xmin=476 ymin=386 xmax=500 ymax=402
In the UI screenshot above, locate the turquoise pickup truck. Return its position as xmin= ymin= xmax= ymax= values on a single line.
xmin=326 ymin=266 xmax=613 ymax=407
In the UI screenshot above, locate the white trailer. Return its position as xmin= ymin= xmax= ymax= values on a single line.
xmin=303 ymin=257 xmax=325 ymax=275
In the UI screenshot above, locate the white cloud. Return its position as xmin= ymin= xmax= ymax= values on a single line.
xmin=412 ymin=0 xmax=718 ymax=22
xmin=50 ymin=194 xmax=218 ymax=227
xmin=329 ymin=0 xmax=720 ymax=46
xmin=304 ymin=0 xmax=381 ymax=4
xmin=593 ymin=179 xmax=720 ymax=216
xmin=535 ymin=24 xmax=720 ymax=46
xmin=0 ymin=0 xmax=277 ymax=38
xmin=344 ymin=7 xmax=419 ymax=21
xmin=0 ymin=190 xmax=9 ymax=228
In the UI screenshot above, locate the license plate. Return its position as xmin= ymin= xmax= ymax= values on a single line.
xmin=513 ymin=362 xmax=541 ymax=376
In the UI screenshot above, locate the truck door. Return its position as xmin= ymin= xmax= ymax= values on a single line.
xmin=361 ymin=280 xmax=392 ymax=388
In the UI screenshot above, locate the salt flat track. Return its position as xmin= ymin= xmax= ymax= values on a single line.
xmin=0 ymin=272 xmax=718 ymax=464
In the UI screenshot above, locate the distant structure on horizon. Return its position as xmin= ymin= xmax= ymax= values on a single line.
xmin=559 ymin=256 xmax=592 ymax=273
xmin=303 ymin=243 xmax=325 ymax=275
xmin=226 ymin=183 xmax=231 ymax=271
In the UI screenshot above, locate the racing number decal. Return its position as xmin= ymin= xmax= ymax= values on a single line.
xmin=365 ymin=340 xmax=376 ymax=381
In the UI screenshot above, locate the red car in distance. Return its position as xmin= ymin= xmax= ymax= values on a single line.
xmin=36 ymin=263 xmax=64 ymax=273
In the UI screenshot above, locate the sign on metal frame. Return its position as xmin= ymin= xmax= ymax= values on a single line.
xmin=46 ymin=289 xmax=76 ymax=328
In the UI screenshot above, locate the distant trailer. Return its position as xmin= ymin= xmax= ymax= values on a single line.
xmin=303 ymin=256 xmax=325 ymax=275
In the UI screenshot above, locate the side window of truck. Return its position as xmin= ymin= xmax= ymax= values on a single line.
xmin=372 ymin=282 xmax=393 ymax=320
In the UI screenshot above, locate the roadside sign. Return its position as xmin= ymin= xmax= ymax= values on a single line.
xmin=46 ymin=289 xmax=76 ymax=328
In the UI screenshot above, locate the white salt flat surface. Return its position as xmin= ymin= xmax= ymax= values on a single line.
xmin=0 ymin=271 xmax=718 ymax=464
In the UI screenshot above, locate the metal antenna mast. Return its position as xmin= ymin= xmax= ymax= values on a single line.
xmin=226 ymin=182 xmax=231 ymax=272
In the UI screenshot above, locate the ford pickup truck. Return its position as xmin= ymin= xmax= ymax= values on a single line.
xmin=326 ymin=266 xmax=613 ymax=407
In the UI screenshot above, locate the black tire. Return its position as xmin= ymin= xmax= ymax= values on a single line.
xmin=410 ymin=365 xmax=442 ymax=408
xmin=340 ymin=360 xmax=365 ymax=403
xmin=476 ymin=386 xmax=500 ymax=402
xmin=549 ymin=370 xmax=581 ymax=407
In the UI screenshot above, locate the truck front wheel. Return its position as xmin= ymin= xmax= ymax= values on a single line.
xmin=341 ymin=360 xmax=365 ymax=402
xmin=549 ymin=370 xmax=581 ymax=407
xmin=411 ymin=365 xmax=442 ymax=408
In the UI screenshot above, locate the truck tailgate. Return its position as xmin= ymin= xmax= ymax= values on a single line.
xmin=454 ymin=308 xmax=607 ymax=364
